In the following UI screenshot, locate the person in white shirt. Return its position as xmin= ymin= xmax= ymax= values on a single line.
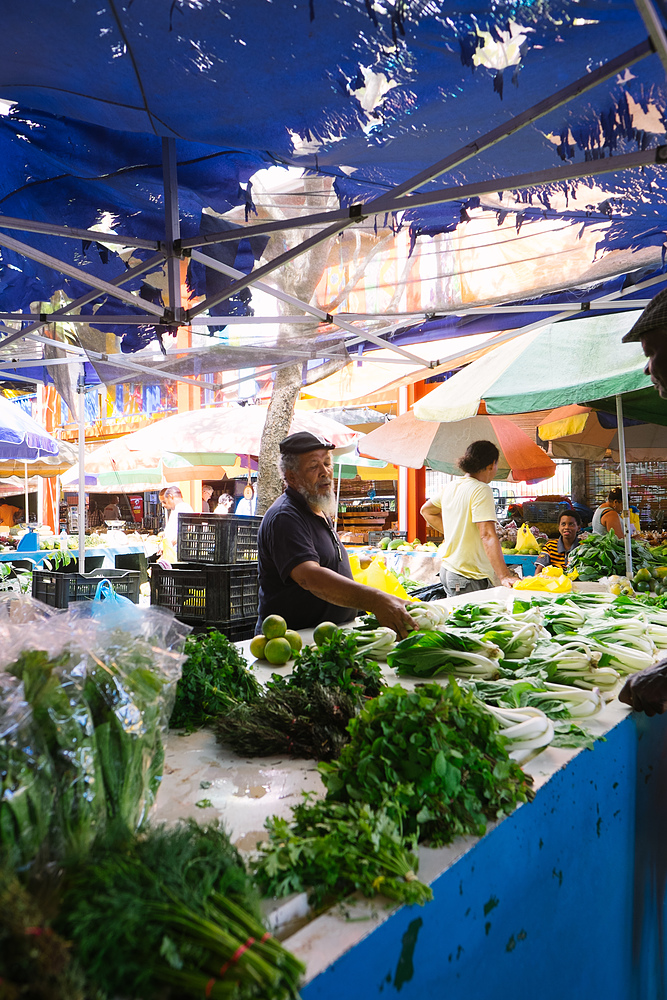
xmin=215 ymin=492 xmax=235 ymax=515
xmin=159 ymin=486 xmax=194 ymax=547
xmin=235 ymin=482 xmax=257 ymax=516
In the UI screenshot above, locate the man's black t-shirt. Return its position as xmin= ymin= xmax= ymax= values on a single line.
xmin=257 ymin=486 xmax=357 ymax=630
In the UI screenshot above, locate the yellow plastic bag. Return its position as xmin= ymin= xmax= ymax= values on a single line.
xmin=513 ymin=572 xmax=572 ymax=593
xmin=515 ymin=523 xmax=540 ymax=554
xmin=363 ymin=556 xmax=409 ymax=599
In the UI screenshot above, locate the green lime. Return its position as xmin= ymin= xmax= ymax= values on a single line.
xmin=249 ymin=635 xmax=267 ymax=660
xmin=261 ymin=614 xmax=287 ymax=639
xmin=313 ymin=621 xmax=339 ymax=646
xmin=284 ymin=629 xmax=303 ymax=653
xmin=264 ymin=637 xmax=292 ymax=665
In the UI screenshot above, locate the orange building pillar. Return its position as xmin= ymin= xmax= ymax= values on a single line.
xmin=405 ymin=380 xmax=436 ymax=542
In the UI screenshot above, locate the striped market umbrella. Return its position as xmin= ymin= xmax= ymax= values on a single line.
xmin=360 ymin=411 xmax=555 ymax=483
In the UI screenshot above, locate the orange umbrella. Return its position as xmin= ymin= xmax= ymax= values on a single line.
xmin=360 ymin=412 xmax=555 ymax=483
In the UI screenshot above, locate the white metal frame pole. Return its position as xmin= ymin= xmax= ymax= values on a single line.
xmin=77 ymin=372 xmax=86 ymax=573
xmin=23 ymin=461 xmax=29 ymax=523
xmin=615 ymin=394 xmax=633 ymax=578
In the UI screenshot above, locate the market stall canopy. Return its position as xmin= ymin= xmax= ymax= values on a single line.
xmin=0 ymin=1 xmax=667 ymax=386
xmin=538 ymin=404 xmax=667 ymax=462
xmin=412 ymin=312 xmax=667 ymax=423
xmin=0 ymin=395 xmax=58 ymax=460
xmin=125 ymin=405 xmax=358 ymax=463
xmin=61 ymin=437 xmax=236 ymax=489
xmin=0 ymin=437 xmax=75 ymax=477
xmin=360 ymin=411 xmax=555 ymax=482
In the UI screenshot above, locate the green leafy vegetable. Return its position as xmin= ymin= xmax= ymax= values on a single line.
xmin=320 ymin=681 xmax=534 ymax=847
xmin=255 ymin=793 xmax=432 ymax=910
xmin=269 ymin=631 xmax=383 ymax=698
xmin=58 ymin=820 xmax=304 ymax=1000
xmin=170 ymin=630 xmax=260 ymax=731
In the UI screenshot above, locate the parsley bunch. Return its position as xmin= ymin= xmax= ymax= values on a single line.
xmin=170 ymin=630 xmax=260 ymax=732
xmin=269 ymin=631 xmax=383 ymax=698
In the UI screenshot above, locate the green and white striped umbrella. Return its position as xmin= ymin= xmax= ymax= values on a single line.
xmin=413 ymin=312 xmax=667 ymax=424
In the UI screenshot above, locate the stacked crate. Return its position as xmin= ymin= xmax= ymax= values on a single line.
xmin=150 ymin=513 xmax=262 ymax=639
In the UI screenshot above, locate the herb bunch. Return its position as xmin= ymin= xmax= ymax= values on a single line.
xmin=255 ymin=793 xmax=432 ymax=910
xmin=269 ymin=631 xmax=383 ymax=698
xmin=216 ymin=683 xmax=359 ymax=761
xmin=170 ymin=630 xmax=261 ymax=731
xmin=320 ymin=680 xmax=534 ymax=847
xmin=58 ymin=820 xmax=304 ymax=1000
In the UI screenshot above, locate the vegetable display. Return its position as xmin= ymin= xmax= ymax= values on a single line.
xmin=568 ymin=532 xmax=658 ymax=581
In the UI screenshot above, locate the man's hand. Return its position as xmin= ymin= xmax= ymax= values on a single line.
xmin=498 ymin=573 xmax=516 ymax=589
xmin=367 ymin=590 xmax=416 ymax=640
xmin=619 ymin=660 xmax=667 ymax=716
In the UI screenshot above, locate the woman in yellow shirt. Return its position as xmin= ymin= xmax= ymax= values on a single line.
xmin=421 ymin=440 xmax=517 ymax=598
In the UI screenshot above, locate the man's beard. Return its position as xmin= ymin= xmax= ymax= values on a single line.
xmin=295 ymin=482 xmax=336 ymax=516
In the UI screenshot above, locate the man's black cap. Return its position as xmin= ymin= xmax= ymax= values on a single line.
xmin=622 ymin=288 xmax=667 ymax=343
xmin=279 ymin=431 xmax=335 ymax=455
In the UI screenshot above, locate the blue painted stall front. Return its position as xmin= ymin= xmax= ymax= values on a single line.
xmin=298 ymin=710 xmax=655 ymax=999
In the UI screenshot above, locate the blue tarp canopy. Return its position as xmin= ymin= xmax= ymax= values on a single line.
xmin=0 ymin=0 xmax=667 ymax=387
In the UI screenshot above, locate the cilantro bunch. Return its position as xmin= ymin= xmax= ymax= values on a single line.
xmin=269 ymin=631 xmax=383 ymax=699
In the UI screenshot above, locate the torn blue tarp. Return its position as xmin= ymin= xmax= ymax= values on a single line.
xmin=0 ymin=1 xmax=665 ymax=359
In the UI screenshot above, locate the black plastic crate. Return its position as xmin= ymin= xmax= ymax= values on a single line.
xmin=32 ymin=568 xmax=141 ymax=608
xmin=177 ymin=514 xmax=262 ymax=564
xmin=368 ymin=529 xmax=408 ymax=546
xmin=188 ymin=616 xmax=257 ymax=641
xmin=521 ymin=502 xmax=570 ymax=523
xmin=150 ymin=562 xmax=259 ymax=624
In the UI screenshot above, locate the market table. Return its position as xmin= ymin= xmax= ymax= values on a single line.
xmin=154 ymin=588 xmax=667 ymax=999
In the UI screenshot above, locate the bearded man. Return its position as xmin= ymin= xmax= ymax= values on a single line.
xmin=256 ymin=431 xmax=415 ymax=636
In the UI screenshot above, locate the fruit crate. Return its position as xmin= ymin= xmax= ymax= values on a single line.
xmin=150 ymin=562 xmax=259 ymax=625
xmin=32 ymin=568 xmax=141 ymax=608
xmin=177 ymin=514 xmax=262 ymax=564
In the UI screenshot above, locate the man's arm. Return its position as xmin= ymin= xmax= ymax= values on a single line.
xmin=420 ymin=499 xmax=443 ymax=535
xmin=476 ymin=520 xmax=516 ymax=588
xmin=290 ymin=560 xmax=416 ymax=639
xmin=601 ymin=509 xmax=624 ymax=539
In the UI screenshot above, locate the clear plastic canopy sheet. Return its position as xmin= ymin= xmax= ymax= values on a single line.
xmin=0 ymin=1 xmax=667 ymax=385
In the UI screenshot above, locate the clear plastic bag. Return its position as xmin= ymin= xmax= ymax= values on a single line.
xmin=0 ymin=594 xmax=191 ymax=860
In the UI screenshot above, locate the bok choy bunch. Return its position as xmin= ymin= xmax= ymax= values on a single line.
xmin=387 ymin=629 xmax=502 ymax=680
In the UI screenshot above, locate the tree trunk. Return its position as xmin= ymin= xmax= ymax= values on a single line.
xmin=256 ymin=360 xmax=302 ymax=515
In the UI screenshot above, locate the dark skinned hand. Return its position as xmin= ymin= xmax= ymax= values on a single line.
xmin=619 ymin=659 xmax=667 ymax=716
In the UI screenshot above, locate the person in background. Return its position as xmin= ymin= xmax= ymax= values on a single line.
xmin=536 ymin=509 xmax=581 ymax=571
xmin=591 ymin=487 xmax=624 ymax=538
xmin=257 ymin=431 xmax=415 ymax=636
xmin=201 ymin=484 xmax=214 ymax=512
xmin=215 ymin=492 xmax=235 ymax=515
xmin=103 ymin=496 xmax=122 ymax=521
xmin=0 ymin=503 xmax=21 ymax=528
xmin=235 ymin=482 xmax=257 ymax=517
xmin=87 ymin=502 xmax=104 ymax=528
xmin=420 ymin=440 xmax=517 ymax=598
xmin=159 ymin=486 xmax=194 ymax=548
